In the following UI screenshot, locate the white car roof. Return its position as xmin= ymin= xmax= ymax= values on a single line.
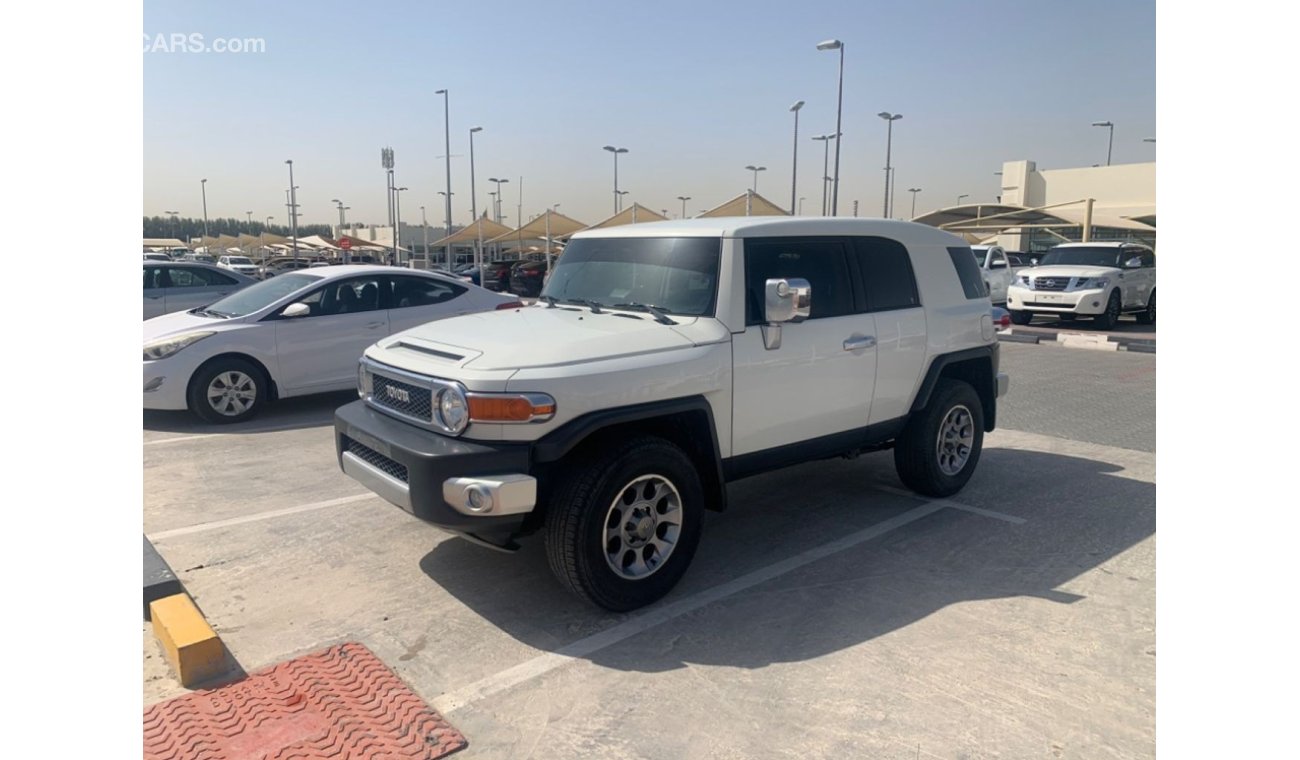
xmin=1053 ymin=241 xmax=1151 ymax=250
xmin=569 ymin=216 xmax=966 ymax=246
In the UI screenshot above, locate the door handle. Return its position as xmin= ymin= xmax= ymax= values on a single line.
xmin=843 ymin=336 xmax=876 ymax=351
xmin=365 ymin=321 xmax=385 ymax=329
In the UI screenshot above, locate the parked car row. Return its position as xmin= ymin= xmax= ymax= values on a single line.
xmin=453 ymin=258 xmax=552 ymax=296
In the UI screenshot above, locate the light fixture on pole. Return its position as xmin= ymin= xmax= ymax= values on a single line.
xmin=957 ymin=193 xmax=969 ymax=205
xmin=436 ymin=89 xmax=453 ymax=262
xmin=200 ymin=179 xmax=209 ymax=238
xmin=468 ymin=126 xmax=483 ymax=282
xmin=165 ymin=210 xmax=179 ymax=240
xmin=745 ymin=165 xmax=767 ymax=193
xmin=265 ymin=216 xmax=273 ymax=230
xmin=908 ymin=188 xmax=921 ymax=219
xmin=1092 ymin=121 xmax=1115 ymax=166
xmin=789 ymin=100 xmax=804 ymax=215
xmin=811 ymin=133 xmax=837 ymax=215
xmin=677 ymin=195 xmax=691 ymax=218
xmin=488 ymin=178 xmax=509 ymax=222
xmin=245 ymin=211 xmax=253 ymax=229
xmin=816 ymin=39 xmax=845 ymax=215
xmin=602 ymin=145 xmax=629 ymax=213
xmin=877 ymin=112 xmax=902 ymax=217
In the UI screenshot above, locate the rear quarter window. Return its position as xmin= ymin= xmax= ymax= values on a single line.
xmin=946 ymin=246 xmax=988 ymax=300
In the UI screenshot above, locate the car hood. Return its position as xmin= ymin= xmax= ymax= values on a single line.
xmin=1023 ymin=264 xmax=1120 ymax=279
xmin=143 ymin=309 xmax=245 ymax=342
xmin=368 ymin=306 xmax=718 ymax=373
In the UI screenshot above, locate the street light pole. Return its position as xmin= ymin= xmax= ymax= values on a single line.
xmin=488 ymin=178 xmax=509 ymax=223
xmin=469 ymin=126 xmax=483 ymax=283
xmin=957 ymin=193 xmax=969 ymax=206
xmin=603 ymin=145 xmax=628 ymax=213
xmin=798 ymin=197 xmax=805 ymax=215
xmin=1092 ymin=121 xmax=1114 ymax=166
xmin=285 ymin=160 xmax=298 ymax=262
xmin=745 ymin=165 xmax=767 ymax=193
xmin=165 ymin=211 xmax=179 ymax=241
xmin=420 ymin=205 xmax=429 ymax=267
xmin=817 ymin=39 xmax=845 ymax=215
xmin=393 ymin=186 xmax=407 ymax=265
xmin=331 ymin=199 xmax=349 ymax=262
xmin=789 ymin=100 xmax=804 ymax=215
xmin=677 ymin=196 xmax=691 ymax=218
xmin=908 ymin=188 xmax=921 ymax=219
xmin=200 ymin=179 xmax=209 ymax=239
xmin=437 ymin=192 xmax=453 ymax=266
xmin=436 ymin=89 xmax=453 ymax=261
xmin=812 ymin=134 xmax=835 ymax=215
xmin=878 ymin=112 xmax=902 ymax=217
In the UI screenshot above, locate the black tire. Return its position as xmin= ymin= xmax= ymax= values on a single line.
xmin=1009 ymin=309 xmax=1033 ymax=325
xmin=186 ymin=357 xmax=267 ymax=424
xmin=894 ymin=379 xmax=985 ymax=497
xmin=1093 ymin=290 xmax=1121 ymax=330
xmin=544 ymin=436 xmax=705 ymax=611
xmin=1136 ymin=290 xmax=1156 ymax=325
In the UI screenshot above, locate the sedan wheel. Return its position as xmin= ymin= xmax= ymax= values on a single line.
xmin=187 ymin=358 xmax=267 ymax=424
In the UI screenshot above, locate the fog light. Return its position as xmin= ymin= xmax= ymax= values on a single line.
xmin=464 ymin=485 xmax=493 ymax=513
xmin=1092 ymin=301 xmax=1100 ymax=308
xmin=144 ymin=377 xmax=164 ymax=392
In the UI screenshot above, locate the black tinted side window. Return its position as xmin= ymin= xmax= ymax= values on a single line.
xmin=851 ymin=237 xmax=920 ymax=312
xmin=144 ymin=266 xmax=164 ymax=290
xmin=744 ymin=238 xmax=853 ymax=325
xmin=390 ymin=276 xmax=466 ymax=308
xmin=1141 ymin=252 xmax=1155 ymax=268
xmin=946 ymin=246 xmax=987 ymax=300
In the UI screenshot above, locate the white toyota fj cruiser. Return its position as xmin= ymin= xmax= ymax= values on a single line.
xmin=335 ymin=217 xmax=1009 ymax=610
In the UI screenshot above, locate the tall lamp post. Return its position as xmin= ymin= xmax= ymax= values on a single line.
xmin=488 ymin=178 xmax=509 ymax=222
xmin=602 ymin=145 xmax=628 ymax=213
xmin=244 ymin=211 xmax=253 ymax=230
xmin=165 ymin=210 xmax=179 ymax=241
xmin=908 ymin=188 xmax=921 ymax=219
xmin=745 ymin=165 xmax=767 ymax=193
xmin=877 ymin=112 xmax=902 ymax=217
xmin=284 ymin=160 xmax=298 ymax=261
xmin=392 ymin=186 xmax=408 ymax=265
xmin=437 ymin=192 xmax=453 ymax=267
xmin=200 ymin=179 xmax=209 ymax=239
xmin=677 ymin=195 xmax=691 ymax=218
xmin=957 ymin=193 xmax=969 ymax=205
xmin=331 ymin=199 xmax=349 ymax=262
xmin=1092 ymin=121 xmax=1114 ymax=166
xmin=789 ymin=100 xmax=804 ymax=214
xmin=468 ymin=126 xmax=483 ymax=283
xmin=419 ymin=204 xmax=429 ymax=267
xmin=816 ymin=39 xmax=845 ymax=215
xmin=436 ymin=89 xmax=453 ymax=260
xmin=811 ymin=133 xmax=836 ymax=215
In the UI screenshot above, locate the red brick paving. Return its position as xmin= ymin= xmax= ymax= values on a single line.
xmin=143 ymin=642 xmax=466 ymax=759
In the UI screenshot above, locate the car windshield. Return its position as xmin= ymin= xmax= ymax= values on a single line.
xmin=1038 ymin=247 xmax=1125 ymax=267
xmin=542 ymin=237 xmax=721 ymax=317
xmin=226 ymin=256 xmax=253 ymax=265
xmin=203 ymin=272 xmax=323 ymax=317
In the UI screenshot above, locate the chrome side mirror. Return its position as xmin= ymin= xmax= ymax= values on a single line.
xmin=282 ymin=302 xmax=310 ymax=318
xmin=764 ymin=277 xmax=811 ymax=324
xmin=1124 ymin=256 xmax=1143 ymax=269
xmin=762 ymin=277 xmax=811 ymax=350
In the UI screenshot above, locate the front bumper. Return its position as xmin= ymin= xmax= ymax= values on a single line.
xmin=1007 ymin=286 xmax=1109 ymax=315
xmin=143 ymin=354 xmax=203 ymax=410
xmin=334 ymin=400 xmax=535 ymax=536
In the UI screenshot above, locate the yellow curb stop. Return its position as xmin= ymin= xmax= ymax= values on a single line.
xmin=149 ymin=593 xmax=228 ymax=687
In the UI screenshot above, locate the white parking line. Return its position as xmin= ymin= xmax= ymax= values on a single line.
xmin=147 ymin=493 xmax=374 ymax=540
xmin=871 ymin=484 xmax=1027 ymax=524
xmin=144 ymin=421 xmax=332 ymax=447
xmin=433 ymin=495 xmax=1020 ymax=714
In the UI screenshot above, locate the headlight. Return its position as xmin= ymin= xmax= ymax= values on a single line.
xmin=437 ymin=387 xmax=469 ymax=434
xmin=1078 ymin=277 xmax=1110 ymax=290
xmin=357 ymin=363 xmax=373 ymax=398
xmin=143 ymin=331 xmax=215 ymax=361
xmin=1016 ymin=274 xmax=1032 ymax=287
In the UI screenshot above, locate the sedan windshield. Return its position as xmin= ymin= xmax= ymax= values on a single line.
xmin=1038 ymin=247 xmax=1124 ymax=267
xmin=542 ymin=237 xmax=721 ymax=317
xmin=202 ymin=273 xmax=323 ymax=317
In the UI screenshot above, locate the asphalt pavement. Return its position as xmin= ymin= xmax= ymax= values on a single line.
xmin=143 ymin=342 xmax=1155 ymax=759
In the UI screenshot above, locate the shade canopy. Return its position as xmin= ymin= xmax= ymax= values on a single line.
xmin=563 ymin=203 xmax=668 ymax=238
xmin=429 ymin=213 xmax=514 ymax=247
xmin=484 ymin=210 xmax=587 ymax=244
xmin=696 ymin=191 xmax=790 ymax=218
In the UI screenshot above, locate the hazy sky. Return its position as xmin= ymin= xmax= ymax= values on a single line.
xmin=144 ymin=0 xmax=1155 ymax=229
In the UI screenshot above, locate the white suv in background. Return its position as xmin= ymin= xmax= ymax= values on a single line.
xmin=217 ymin=255 xmax=260 ymax=278
xmin=1006 ymin=242 xmax=1155 ymax=329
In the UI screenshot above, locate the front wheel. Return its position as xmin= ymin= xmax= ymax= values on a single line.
xmin=1009 ymin=309 xmax=1033 ymax=325
xmin=894 ymin=379 xmax=985 ymax=497
xmin=187 ymin=357 xmax=267 ymax=424
xmin=1136 ymin=290 xmax=1156 ymax=325
xmin=545 ymin=437 xmax=704 ymax=611
xmin=1094 ymin=290 xmax=1122 ymax=330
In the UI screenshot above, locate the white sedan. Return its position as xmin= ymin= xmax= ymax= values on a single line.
xmin=144 ymin=265 xmax=521 ymax=423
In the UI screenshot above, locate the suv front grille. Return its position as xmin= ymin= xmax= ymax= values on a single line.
xmin=1032 ymin=276 xmax=1071 ymax=291
xmin=344 ymin=437 xmax=408 ymax=482
xmin=371 ymin=373 xmax=433 ymax=422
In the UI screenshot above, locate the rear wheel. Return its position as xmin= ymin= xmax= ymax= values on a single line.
xmin=1136 ymin=290 xmax=1156 ymax=325
xmin=894 ymin=379 xmax=985 ymax=497
xmin=1093 ymin=290 xmax=1122 ymax=330
xmin=545 ymin=436 xmax=704 ymax=611
xmin=187 ymin=358 xmax=266 ymax=424
xmin=1009 ymin=309 xmax=1033 ymax=325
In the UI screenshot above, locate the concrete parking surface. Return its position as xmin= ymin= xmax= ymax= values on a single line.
xmin=144 ymin=342 xmax=1155 ymax=758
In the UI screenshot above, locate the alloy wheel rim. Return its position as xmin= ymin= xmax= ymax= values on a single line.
xmin=207 ymin=371 xmax=257 ymax=416
xmin=935 ymin=404 xmax=975 ymax=476
xmin=602 ymin=474 xmax=683 ymax=580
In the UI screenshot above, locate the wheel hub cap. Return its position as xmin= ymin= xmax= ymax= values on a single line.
xmin=603 ymin=474 xmax=683 ymax=580
xmin=207 ymin=371 xmax=256 ymax=416
xmin=935 ymin=404 xmax=975 ymax=476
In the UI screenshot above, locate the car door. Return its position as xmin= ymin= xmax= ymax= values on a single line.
xmin=144 ymin=266 xmax=167 ymax=319
xmin=1117 ymin=248 xmax=1150 ymax=308
xmin=163 ymin=266 xmax=241 ymax=314
xmin=385 ymin=274 xmax=473 ymax=334
xmin=731 ymin=237 xmax=877 ymax=456
xmin=849 ymin=236 xmax=928 ymax=425
xmin=271 ymin=275 xmax=389 ymax=393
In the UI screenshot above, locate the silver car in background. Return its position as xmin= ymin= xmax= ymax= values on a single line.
xmin=143 ymin=261 xmax=256 ymax=319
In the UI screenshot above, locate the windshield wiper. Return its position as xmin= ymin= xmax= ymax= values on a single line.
xmin=191 ymin=308 xmax=230 ymax=319
xmin=612 ymin=302 xmax=677 ymax=325
xmin=539 ymin=294 xmax=558 ymax=308
xmin=565 ymin=298 xmax=605 ymax=314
